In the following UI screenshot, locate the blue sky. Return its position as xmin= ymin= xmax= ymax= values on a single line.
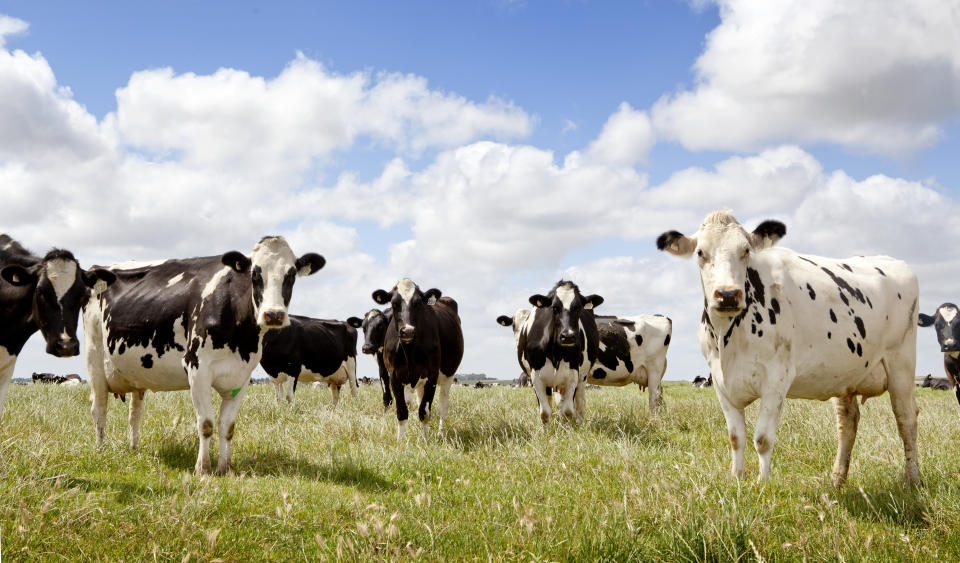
xmin=2 ymin=1 xmax=959 ymax=388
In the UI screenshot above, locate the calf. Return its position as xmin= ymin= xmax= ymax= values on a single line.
xmin=371 ymin=279 xmax=463 ymax=438
xmin=348 ymin=308 xmax=394 ymax=411
xmin=260 ymin=315 xmax=358 ymax=405
xmin=921 ymin=374 xmax=952 ymax=391
xmin=83 ymin=236 xmax=324 ymax=475
xmin=1 ymin=235 xmax=115 ymax=418
xmin=509 ymin=281 xmax=602 ymax=426
xmin=658 ymin=210 xmax=920 ymax=486
xmin=918 ymin=303 xmax=960 ymax=405
xmin=498 ymin=309 xmax=670 ymax=413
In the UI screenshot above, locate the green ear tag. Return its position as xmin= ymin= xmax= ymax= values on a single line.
xmin=231 ymin=387 xmax=242 ymax=398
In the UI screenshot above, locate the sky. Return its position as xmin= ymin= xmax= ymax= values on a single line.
xmin=2 ymin=0 xmax=959 ymax=388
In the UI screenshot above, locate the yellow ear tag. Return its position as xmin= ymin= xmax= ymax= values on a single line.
xmin=11 ymin=274 xmax=19 ymax=283
xmin=236 ymin=261 xmax=242 ymax=271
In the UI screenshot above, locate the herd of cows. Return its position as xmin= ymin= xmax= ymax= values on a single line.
xmin=1 ymin=210 xmax=959 ymax=486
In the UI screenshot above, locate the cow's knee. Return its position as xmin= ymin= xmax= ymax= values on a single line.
xmin=201 ymin=419 xmax=214 ymax=439
xmin=754 ymin=434 xmax=772 ymax=455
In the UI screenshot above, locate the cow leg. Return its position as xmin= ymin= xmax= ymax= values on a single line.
xmin=0 ymin=351 xmax=16 ymax=420
xmin=215 ymin=386 xmax=246 ymax=476
xmin=419 ymin=376 xmax=438 ymax=437
xmin=188 ymin=371 xmax=215 ymax=475
xmin=378 ymin=353 xmax=393 ymax=412
xmin=884 ymin=356 xmax=921 ymax=485
xmin=715 ymin=390 xmax=747 ymax=479
xmin=87 ymin=357 xmax=111 ymax=448
xmin=391 ymin=371 xmax=408 ymax=440
xmin=831 ymin=394 xmax=860 ymax=487
xmin=754 ymin=385 xmax=788 ymax=482
xmin=557 ymin=366 xmax=578 ymax=422
xmin=330 ymin=383 xmax=341 ymax=407
xmin=573 ymin=371 xmax=587 ymax=423
xmin=531 ymin=374 xmax=552 ymax=428
xmin=435 ymin=374 xmax=453 ymax=435
xmin=649 ymin=357 xmax=667 ymax=413
xmin=128 ymin=391 xmax=147 ymax=449
xmin=347 ymin=357 xmax=359 ymax=398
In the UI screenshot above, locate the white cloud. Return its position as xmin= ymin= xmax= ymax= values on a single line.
xmin=0 ymin=15 xmax=27 ymax=47
xmin=653 ymin=0 xmax=960 ymax=155
xmin=582 ymin=102 xmax=655 ymax=166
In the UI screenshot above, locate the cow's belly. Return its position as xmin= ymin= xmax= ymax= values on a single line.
xmin=588 ymin=363 xmax=642 ymax=387
xmin=534 ymin=361 xmax=581 ymax=388
xmin=106 ymin=346 xmax=190 ymax=393
xmin=297 ymin=363 xmax=349 ymax=386
xmin=788 ymin=362 xmax=888 ymax=401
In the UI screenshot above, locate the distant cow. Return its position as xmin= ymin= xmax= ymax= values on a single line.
xmin=658 ymin=210 xmax=920 ymax=486
xmin=83 ymin=236 xmax=324 ymax=475
xmin=506 ymin=281 xmax=602 ymax=426
xmin=1 ymin=235 xmax=115 ymax=418
xmin=918 ymin=303 xmax=960 ymax=406
xmin=371 ymin=279 xmax=463 ymax=438
xmin=32 ymin=372 xmax=82 ymax=385
xmin=692 ymin=374 xmax=713 ymax=388
xmin=349 ymin=308 xmax=394 ymax=411
xmin=260 ymin=315 xmax=358 ymax=406
xmin=921 ymin=374 xmax=952 ymax=391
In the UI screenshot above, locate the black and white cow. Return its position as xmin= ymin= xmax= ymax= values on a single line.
xmin=920 ymin=374 xmax=953 ymax=391
xmin=260 ymin=315 xmax=358 ymax=406
xmin=507 ymin=281 xmax=602 ymax=426
xmin=83 ymin=236 xmax=324 ymax=475
xmin=348 ymin=308 xmax=395 ymax=411
xmin=918 ymin=303 xmax=960 ymax=406
xmin=371 ymin=279 xmax=463 ymax=438
xmin=0 ymin=235 xmax=115 ymax=419
xmin=692 ymin=374 xmax=713 ymax=388
xmin=497 ymin=309 xmax=670 ymax=413
xmin=658 ymin=210 xmax=920 ymax=486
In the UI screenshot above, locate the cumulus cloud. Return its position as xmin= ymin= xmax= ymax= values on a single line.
xmin=582 ymin=103 xmax=655 ymax=166
xmin=653 ymin=0 xmax=960 ymax=155
xmin=0 ymin=15 xmax=27 ymax=47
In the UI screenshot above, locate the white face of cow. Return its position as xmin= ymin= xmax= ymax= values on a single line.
xmin=243 ymin=236 xmax=325 ymax=328
xmin=657 ymin=211 xmax=786 ymax=316
xmin=919 ymin=302 xmax=960 ymax=352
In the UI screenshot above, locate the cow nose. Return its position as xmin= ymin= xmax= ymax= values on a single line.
xmin=49 ymin=339 xmax=79 ymax=357
xmin=944 ymin=338 xmax=957 ymax=350
xmin=262 ymin=310 xmax=287 ymax=326
xmin=399 ymin=325 xmax=415 ymax=342
xmin=362 ymin=344 xmax=376 ymax=354
xmin=713 ymin=289 xmax=743 ymax=310
xmin=558 ymin=329 xmax=576 ymax=346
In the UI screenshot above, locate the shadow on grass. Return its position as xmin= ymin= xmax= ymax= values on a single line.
xmin=836 ymin=484 xmax=931 ymax=529
xmin=154 ymin=440 xmax=396 ymax=491
xmin=55 ymin=476 xmax=177 ymax=502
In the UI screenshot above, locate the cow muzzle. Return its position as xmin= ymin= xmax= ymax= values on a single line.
xmin=712 ymin=289 xmax=744 ymax=313
xmin=558 ymin=329 xmax=577 ymax=347
xmin=941 ymin=338 xmax=959 ymax=353
xmin=399 ymin=325 xmax=415 ymax=344
xmin=48 ymin=338 xmax=79 ymax=357
xmin=261 ymin=309 xmax=288 ymax=327
xmin=362 ymin=344 xmax=377 ymax=355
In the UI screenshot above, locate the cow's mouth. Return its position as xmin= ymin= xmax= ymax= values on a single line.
xmin=400 ymin=335 xmax=414 ymax=344
xmin=712 ymin=305 xmax=743 ymax=315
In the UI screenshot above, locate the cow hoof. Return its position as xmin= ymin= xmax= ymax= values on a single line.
xmin=830 ymin=473 xmax=847 ymax=488
xmin=195 ymin=460 xmax=212 ymax=475
xmin=215 ymin=465 xmax=234 ymax=477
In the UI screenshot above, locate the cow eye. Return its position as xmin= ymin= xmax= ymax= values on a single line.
xmin=742 ymin=248 xmax=750 ymax=260
xmin=697 ymin=249 xmax=708 ymax=261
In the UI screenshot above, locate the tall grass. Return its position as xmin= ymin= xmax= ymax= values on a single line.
xmin=2 ymin=382 xmax=960 ymax=561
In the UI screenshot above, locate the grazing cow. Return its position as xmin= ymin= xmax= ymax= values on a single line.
xmin=371 ymin=279 xmax=463 ymax=438
xmin=348 ymin=308 xmax=394 ymax=411
xmin=657 ymin=210 xmax=920 ymax=486
xmin=498 ymin=309 xmax=670 ymax=412
xmin=921 ymin=374 xmax=953 ymax=391
xmin=1 ymin=235 xmax=115 ymax=418
xmin=505 ymin=281 xmax=602 ymax=426
xmin=32 ymin=372 xmax=82 ymax=385
xmin=918 ymin=303 xmax=960 ymax=406
xmin=260 ymin=315 xmax=358 ymax=406
xmin=83 ymin=236 xmax=324 ymax=475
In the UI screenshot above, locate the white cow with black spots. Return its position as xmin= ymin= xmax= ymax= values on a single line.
xmin=658 ymin=210 xmax=920 ymax=486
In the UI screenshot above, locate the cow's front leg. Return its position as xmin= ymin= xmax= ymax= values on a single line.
xmin=754 ymin=385 xmax=789 ymax=482
xmin=418 ymin=373 xmax=438 ymax=437
xmin=715 ymin=389 xmax=747 ymax=479
xmin=531 ymin=373 xmax=552 ymax=428
xmin=272 ymin=375 xmax=285 ymax=403
xmin=557 ymin=366 xmax=579 ymax=422
xmin=378 ymin=351 xmax=394 ymax=412
xmin=0 ymin=353 xmax=16 ymax=420
xmin=128 ymin=391 xmax=146 ymax=448
xmin=215 ymin=385 xmax=246 ymax=476
xmin=435 ymin=374 xmax=453 ymax=435
xmin=573 ymin=369 xmax=587 ymax=423
xmin=391 ymin=370 xmax=408 ymax=440
xmin=188 ymin=369 xmax=215 ymax=475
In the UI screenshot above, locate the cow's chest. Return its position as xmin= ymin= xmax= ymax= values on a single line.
xmin=531 ymin=360 xmax=581 ymax=388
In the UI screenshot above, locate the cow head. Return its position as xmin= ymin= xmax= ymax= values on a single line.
xmin=350 ymin=308 xmax=393 ymax=354
xmin=528 ymin=281 xmax=603 ymax=347
xmin=221 ymin=236 xmax=324 ymax=329
xmin=371 ymin=278 xmax=440 ymax=345
xmin=919 ymin=303 xmax=960 ymax=353
xmin=657 ymin=210 xmax=785 ymax=316
xmin=496 ymin=308 xmax=531 ymax=342
xmin=1 ymin=249 xmax=116 ymax=357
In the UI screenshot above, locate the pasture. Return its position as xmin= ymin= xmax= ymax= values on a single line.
xmin=2 ymin=382 xmax=960 ymax=561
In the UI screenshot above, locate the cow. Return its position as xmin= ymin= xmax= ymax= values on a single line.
xmin=657 ymin=210 xmax=920 ymax=486
xmin=83 ymin=236 xmax=324 ymax=475
xmin=260 ymin=315 xmax=358 ymax=406
xmin=348 ymin=308 xmax=394 ymax=411
xmin=1 ymin=235 xmax=115 ymax=419
xmin=918 ymin=303 xmax=960 ymax=405
xmin=371 ymin=279 xmax=463 ymax=438
xmin=498 ymin=308 xmax=670 ymax=413
xmin=920 ymin=374 xmax=952 ymax=391
xmin=502 ymin=281 xmax=602 ymax=427
xmin=32 ymin=372 xmax=82 ymax=385
xmin=692 ymin=374 xmax=713 ymax=388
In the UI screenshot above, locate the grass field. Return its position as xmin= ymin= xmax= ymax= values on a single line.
xmin=3 ymin=381 xmax=960 ymax=561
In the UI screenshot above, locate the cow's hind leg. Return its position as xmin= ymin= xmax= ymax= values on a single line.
xmin=330 ymin=383 xmax=341 ymax=407
xmin=753 ymin=385 xmax=788 ymax=482
xmin=188 ymin=372 xmax=215 ymax=475
xmin=716 ymin=390 xmax=747 ymax=479
xmin=128 ymin=391 xmax=147 ymax=449
xmin=272 ymin=375 xmax=285 ymax=403
xmin=532 ymin=373 xmax=552 ymax=428
xmin=392 ymin=372 xmax=408 ymax=440
xmin=347 ymin=357 xmax=358 ymax=398
xmin=831 ymin=394 xmax=860 ymax=487
xmin=0 ymin=353 xmax=16 ymax=420
xmin=649 ymin=357 xmax=667 ymax=413
xmin=215 ymin=386 xmax=246 ymax=476
xmin=435 ymin=374 xmax=453 ymax=435
xmin=418 ymin=376 xmax=438 ymax=437
xmin=884 ymin=356 xmax=921 ymax=485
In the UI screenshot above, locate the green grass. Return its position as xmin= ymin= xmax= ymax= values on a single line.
xmin=3 ymin=381 xmax=960 ymax=561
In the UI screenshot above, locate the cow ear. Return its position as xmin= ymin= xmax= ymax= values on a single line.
xmin=529 ymin=294 xmax=549 ymax=308
xmin=0 ymin=264 xmax=37 ymax=287
xmin=496 ymin=315 xmax=513 ymax=327
xmin=346 ymin=316 xmax=363 ymax=328
xmin=82 ymin=268 xmax=117 ymax=295
xmin=656 ymin=231 xmax=696 ymax=257
xmin=296 ymin=253 xmax=325 ymax=276
xmin=750 ymin=220 xmax=786 ymax=250
xmin=424 ymin=288 xmax=442 ymax=305
xmin=918 ymin=313 xmax=937 ymax=327
xmin=222 ymin=251 xmax=251 ymax=273
xmin=584 ymin=294 xmax=604 ymax=310
xmin=372 ymin=289 xmax=391 ymax=305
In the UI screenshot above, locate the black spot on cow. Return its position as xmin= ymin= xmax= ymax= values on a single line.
xmin=806 ymin=283 xmax=816 ymax=300
xmin=753 ymin=311 xmax=763 ymax=325
xmin=118 ymin=343 xmax=126 ymax=355
xmin=664 ymin=334 xmax=671 ymax=346
xmin=865 ymin=296 xmax=872 ymax=309
xmin=897 ymin=293 xmax=902 ymax=300
xmin=751 ymin=323 xmax=757 ymax=334
xmin=864 ymin=361 xmax=869 ymax=368
xmin=841 ymin=263 xmax=853 ymax=272
xmin=799 ymin=256 xmax=819 ymax=267
xmin=746 ymin=267 xmax=765 ymax=307
xmin=593 ymin=368 xmax=607 ymax=379
xmin=854 ymin=317 xmax=866 ymax=339
xmin=846 ymin=338 xmax=855 ymax=353
xmin=827 ymin=331 xmax=832 ymax=339
xmin=829 ymin=309 xmax=837 ymax=323
xmin=856 ymin=343 xmax=862 ymax=357
xmin=141 ymin=354 xmax=153 ymax=368
xmin=821 ymin=267 xmax=867 ymax=307
xmin=635 ymin=334 xmax=643 ymax=347
xmin=875 ymin=267 xmax=886 ymax=277
xmin=757 ymin=330 xmax=763 ymax=338
xmin=768 ymin=308 xmax=777 ymax=325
